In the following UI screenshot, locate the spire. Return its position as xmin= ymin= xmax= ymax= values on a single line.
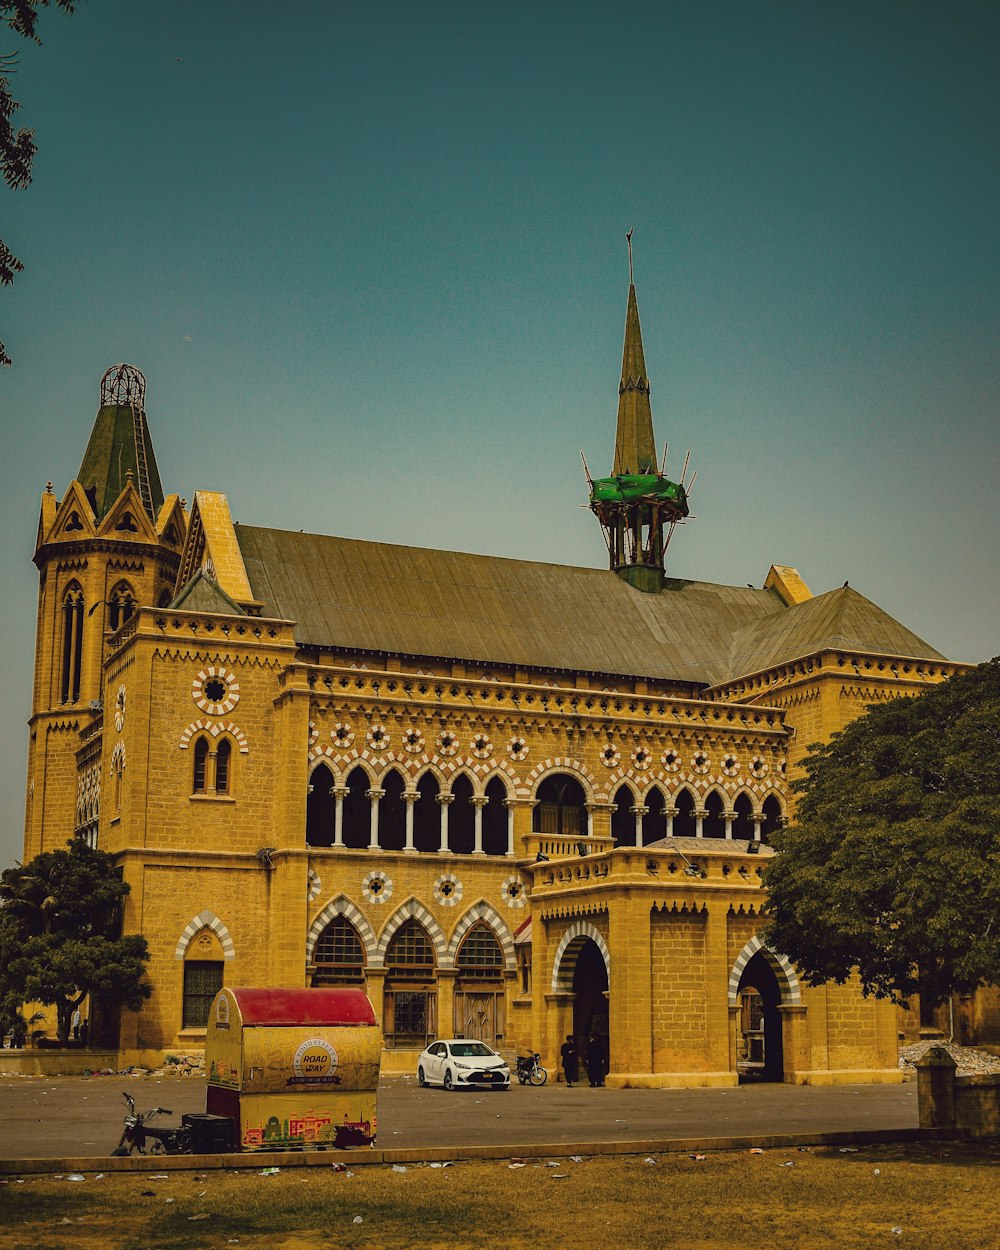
xmin=585 ymin=234 xmax=690 ymax=593
xmin=613 ymin=281 xmax=657 ymax=474
xmin=76 ymin=364 xmax=164 ymax=522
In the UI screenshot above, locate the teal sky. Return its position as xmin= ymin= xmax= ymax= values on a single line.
xmin=1 ymin=1 xmax=998 ymax=866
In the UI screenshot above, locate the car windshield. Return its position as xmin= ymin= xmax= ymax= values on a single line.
xmin=449 ymin=1043 xmax=495 ymax=1057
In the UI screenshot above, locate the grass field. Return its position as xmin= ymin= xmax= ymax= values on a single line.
xmin=2 ymin=1141 xmax=998 ymax=1250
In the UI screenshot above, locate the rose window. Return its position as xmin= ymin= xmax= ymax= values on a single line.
xmin=332 ymin=722 xmax=355 ymax=749
xmin=192 ymin=667 xmax=240 ymax=716
xmin=436 ymin=730 xmax=459 ymax=757
xmin=721 ymin=754 xmax=739 ymax=777
xmin=750 ymin=756 xmax=769 ymax=779
xmin=366 ymin=723 xmax=389 ymax=751
xmin=472 ymin=733 xmax=493 ymax=759
xmin=692 ymin=751 xmax=710 ymax=774
xmin=507 ymin=736 xmax=527 ymax=761
xmin=630 ymin=746 xmax=651 ymax=771
xmin=361 ymin=870 xmax=393 ymax=905
xmin=600 ymin=743 xmax=621 ymax=768
xmin=433 ymin=873 xmax=463 ymax=907
xmin=502 ymin=875 xmax=526 ymax=909
xmin=403 ymin=728 xmax=425 ymax=754
xmin=662 ymin=749 xmax=680 ymax=772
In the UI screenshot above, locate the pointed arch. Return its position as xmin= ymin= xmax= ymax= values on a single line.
xmin=728 ymin=935 xmax=801 ymax=1006
xmin=445 ymin=765 xmax=478 ymax=795
xmin=703 ymin=788 xmax=727 ymax=838
xmin=673 ymin=785 xmax=697 ymax=837
xmin=174 ymin=909 xmax=235 ymax=960
xmin=306 ymin=894 xmax=378 ymax=965
xmin=447 ymin=901 xmax=515 ymax=971
xmin=522 ymin=757 xmax=598 ymax=802
xmin=377 ymin=898 xmax=449 ymax=967
xmin=551 ymin=921 xmax=611 ymax=993
xmin=611 ymin=781 xmax=636 ymax=847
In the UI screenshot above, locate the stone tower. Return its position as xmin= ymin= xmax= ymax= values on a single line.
xmin=24 ymin=365 xmax=187 ymax=858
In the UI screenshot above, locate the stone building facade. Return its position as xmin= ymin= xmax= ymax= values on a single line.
xmin=24 ymin=282 xmax=967 ymax=1082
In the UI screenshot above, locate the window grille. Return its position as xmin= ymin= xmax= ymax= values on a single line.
xmin=183 ymin=961 xmax=223 ymax=1028
xmin=215 ymin=739 xmax=232 ymax=794
xmin=457 ymin=923 xmax=503 ymax=975
xmin=386 ymin=920 xmax=434 ymax=978
xmin=312 ymin=918 xmax=365 ymax=985
xmin=193 ymin=738 xmax=209 ymax=793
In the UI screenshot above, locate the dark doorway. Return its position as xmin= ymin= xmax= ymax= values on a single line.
xmin=736 ymin=950 xmax=784 ymax=1082
xmin=572 ymin=939 xmax=609 ymax=1080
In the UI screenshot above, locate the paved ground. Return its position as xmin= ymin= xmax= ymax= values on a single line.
xmin=0 ymin=1073 xmax=919 ymax=1160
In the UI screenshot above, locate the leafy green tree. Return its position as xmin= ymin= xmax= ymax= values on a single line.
xmin=762 ymin=658 xmax=1000 ymax=1010
xmin=0 ymin=837 xmax=150 ymax=1043
xmin=2 ymin=0 xmax=78 ymax=366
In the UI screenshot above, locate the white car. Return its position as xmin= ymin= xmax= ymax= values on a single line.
xmin=417 ymin=1040 xmax=511 ymax=1091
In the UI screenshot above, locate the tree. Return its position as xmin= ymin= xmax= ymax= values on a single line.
xmin=0 ymin=837 xmax=150 ymax=1043
xmin=1 ymin=0 xmax=77 ymax=366
xmin=762 ymin=658 xmax=1000 ymax=1011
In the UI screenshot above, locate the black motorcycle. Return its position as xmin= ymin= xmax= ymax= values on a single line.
xmin=516 ymin=1052 xmax=548 ymax=1085
xmin=111 ymin=1091 xmax=191 ymax=1155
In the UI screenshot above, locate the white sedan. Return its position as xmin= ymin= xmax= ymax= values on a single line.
xmin=417 ymin=1040 xmax=511 ymax=1091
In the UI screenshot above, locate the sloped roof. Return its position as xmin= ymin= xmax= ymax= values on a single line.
xmin=723 ymin=584 xmax=945 ymax=678
xmin=170 ymin=568 xmax=247 ymax=616
xmin=77 ymin=404 xmax=164 ymax=521
xmin=235 ymin=526 xmax=786 ymax=684
xmin=233 ymin=527 xmax=945 ymax=685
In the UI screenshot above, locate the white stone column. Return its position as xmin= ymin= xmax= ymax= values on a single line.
xmin=665 ymin=806 xmax=677 ymax=838
xmin=333 ymin=785 xmax=349 ymax=847
xmin=436 ymin=793 xmax=454 ymax=854
xmin=503 ymin=798 xmax=516 ymax=857
xmin=471 ymin=795 xmax=488 ymax=855
xmin=403 ymin=789 xmax=419 ymax=853
xmin=752 ymin=816 xmax=762 ymax=842
xmin=366 ymin=788 xmax=385 ymax=850
xmin=694 ymin=807 xmax=707 ymax=838
xmin=630 ymin=804 xmax=649 ymax=848
xmin=724 ymin=811 xmax=734 ymax=840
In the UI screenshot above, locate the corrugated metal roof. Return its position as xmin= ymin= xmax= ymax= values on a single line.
xmin=234 ymin=526 xmax=944 ymax=684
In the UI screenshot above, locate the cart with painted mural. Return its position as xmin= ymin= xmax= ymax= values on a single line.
xmin=205 ymin=987 xmax=382 ymax=1151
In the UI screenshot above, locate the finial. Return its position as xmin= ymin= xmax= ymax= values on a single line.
xmin=125 ymin=468 xmax=134 ymax=482
xmin=45 ymin=481 xmax=53 ymax=494
xmin=626 ymin=228 xmax=634 ymax=285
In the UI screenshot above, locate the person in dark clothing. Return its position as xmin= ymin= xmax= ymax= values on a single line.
xmin=560 ymin=1034 xmax=578 ymax=1087
xmin=587 ymin=1032 xmax=608 ymax=1086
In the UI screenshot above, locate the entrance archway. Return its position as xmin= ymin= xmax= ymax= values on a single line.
xmin=573 ymin=939 xmax=609 ymax=1072
xmin=736 ymin=950 xmax=784 ymax=1081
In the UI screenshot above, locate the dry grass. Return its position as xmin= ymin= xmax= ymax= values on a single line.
xmin=2 ymin=1141 xmax=999 ymax=1250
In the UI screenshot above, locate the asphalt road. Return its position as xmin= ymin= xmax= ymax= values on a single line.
xmin=0 ymin=1074 xmax=919 ymax=1160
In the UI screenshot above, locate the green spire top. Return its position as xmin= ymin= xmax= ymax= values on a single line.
xmin=77 ymin=364 xmax=164 ymax=521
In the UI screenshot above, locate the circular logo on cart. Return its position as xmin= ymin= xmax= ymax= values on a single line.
xmin=291 ymin=1038 xmax=339 ymax=1085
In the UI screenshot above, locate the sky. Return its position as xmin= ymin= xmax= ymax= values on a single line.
xmin=1 ymin=0 xmax=998 ymax=868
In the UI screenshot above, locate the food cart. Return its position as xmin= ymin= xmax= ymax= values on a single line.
xmin=205 ymin=987 xmax=381 ymax=1151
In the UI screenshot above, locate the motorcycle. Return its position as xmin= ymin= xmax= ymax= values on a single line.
xmin=516 ymin=1052 xmax=548 ymax=1086
xmin=111 ymin=1091 xmax=191 ymax=1155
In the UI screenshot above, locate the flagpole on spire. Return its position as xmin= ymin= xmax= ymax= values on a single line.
xmin=626 ymin=227 xmax=634 ymax=285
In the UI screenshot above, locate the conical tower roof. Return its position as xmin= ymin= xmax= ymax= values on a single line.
xmin=77 ymin=364 xmax=164 ymax=521
xmin=613 ymin=283 xmax=658 ymax=475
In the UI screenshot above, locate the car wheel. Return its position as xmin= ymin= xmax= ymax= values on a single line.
xmin=418 ymin=1065 xmax=427 ymax=1087
xmin=443 ymin=1070 xmax=454 ymax=1091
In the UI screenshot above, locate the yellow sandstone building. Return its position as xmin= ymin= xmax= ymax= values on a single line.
xmin=24 ymin=277 xmax=966 ymax=1084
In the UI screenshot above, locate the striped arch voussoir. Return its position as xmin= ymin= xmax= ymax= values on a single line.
xmin=727 ymin=935 xmax=801 ymax=1006
xmin=179 ymin=720 xmax=249 ymax=753
xmin=522 ymin=758 xmax=598 ymax=801
xmin=306 ymin=894 xmax=378 ymax=965
xmin=377 ymin=898 xmax=449 ymax=969
xmin=550 ymin=921 xmax=611 ymax=993
xmin=447 ymin=901 xmax=516 ymax=971
xmin=174 ymin=910 xmax=235 ymax=960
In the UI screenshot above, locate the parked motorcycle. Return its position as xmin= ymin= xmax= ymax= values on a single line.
xmin=516 ymin=1052 xmax=548 ymax=1086
xmin=111 ymin=1091 xmax=191 ymax=1155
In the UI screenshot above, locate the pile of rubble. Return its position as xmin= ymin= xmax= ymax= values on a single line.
xmin=898 ymin=1040 xmax=1000 ymax=1076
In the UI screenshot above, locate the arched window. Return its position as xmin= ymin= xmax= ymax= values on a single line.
xmin=182 ymin=927 xmax=224 ymax=1029
xmin=384 ymin=919 xmax=436 ymax=1049
xmin=704 ymin=790 xmax=726 ymax=838
xmin=449 ymin=774 xmax=475 ymax=855
xmin=533 ymin=774 xmax=587 ymax=836
xmin=379 ymin=770 xmax=407 ymax=851
xmin=732 ymin=793 xmax=754 ymax=841
xmin=60 ymin=584 xmax=84 ymax=703
xmin=761 ymin=795 xmax=783 ymax=844
xmin=193 ymin=737 xmax=209 ymax=794
xmin=674 ymin=788 xmax=696 ymax=837
xmin=611 ymin=784 xmax=635 ymax=847
xmin=413 ymin=771 xmax=441 ymax=853
xmin=108 ymin=583 xmax=136 ymax=632
xmin=455 ymin=922 xmax=506 ymax=1045
xmin=457 ymin=923 xmax=504 ymax=977
xmin=642 ymin=787 xmax=668 ymax=845
xmin=482 ymin=777 xmax=508 ymax=856
xmin=312 ymin=917 xmax=365 ymax=985
xmin=342 ymin=767 xmax=370 ymax=850
xmin=306 ymin=763 xmax=336 ymax=848
xmin=215 ymin=738 xmax=232 ymax=795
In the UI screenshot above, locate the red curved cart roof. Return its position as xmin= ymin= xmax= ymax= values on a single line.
xmin=227 ymin=987 xmax=377 ymax=1027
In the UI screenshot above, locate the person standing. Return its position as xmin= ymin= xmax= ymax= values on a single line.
xmin=586 ymin=1032 xmax=607 ymax=1087
xmin=560 ymin=1034 xmax=578 ymax=1087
